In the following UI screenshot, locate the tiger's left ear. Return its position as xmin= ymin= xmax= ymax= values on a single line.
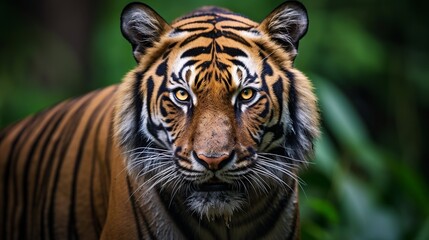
xmin=121 ymin=3 xmax=171 ymax=62
xmin=259 ymin=1 xmax=308 ymax=59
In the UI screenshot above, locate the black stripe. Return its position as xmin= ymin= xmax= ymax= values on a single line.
xmin=179 ymin=28 xmax=251 ymax=48
xmin=158 ymin=192 xmax=212 ymax=239
xmin=181 ymin=45 xmax=211 ymax=58
xmin=47 ymin=93 xmax=96 ymax=240
xmin=246 ymin=127 xmax=260 ymax=145
xmin=30 ymin=101 xmax=75 ymax=239
xmin=272 ymin=78 xmax=284 ymax=121
xmin=256 ymin=95 xmax=271 ymax=120
xmin=262 ymin=78 xmax=286 ymax=148
xmin=259 ymin=51 xmax=273 ymax=76
xmin=33 ymin=100 xmax=78 ymax=239
xmin=196 ymin=30 xmax=252 ymax=47
xmin=10 ymin=114 xmax=46 ymax=239
xmin=249 ymin=185 xmax=296 ymax=239
xmin=230 ymin=59 xmax=247 ymax=68
xmin=218 ymin=16 xmax=255 ymax=26
xmin=156 ymin=60 xmax=168 ymax=76
xmin=287 ymin=207 xmax=299 ymax=240
xmin=222 ymin=46 xmax=247 ymax=57
xmin=267 ymin=191 xmax=296 ymax=237
xmin=217 ymin=15 xmax=256 ymax=26
xmin=162 ymin=42 xmax=178 ymax=59
xmin=221 ymin=30 xmax=251 ymax=47
xmin=145 ymin=77 xmax=168 ymax=148
xmin=175 ymin=14 xmax=251 ymax=27
xmin=68 ymin=90 xmax=113 ymax=238
xmin=90 ymin=97 xmax=113 ymax=236
xmin=17 ymin=107 xmax=65 ymax=238
xmin=126 ymin=177 xmax=146 ymax=239
xmin=170 ymin=72 xmax=186 ymax=86
xmin=284 ymin=70 xmax=300 ymax=159
xmin=175 ymin=19 xmax=216 ymax=28
xmin=102 ymin=117 xmax=114 ymax=204
xmin=0 ymin=129 xmax=6 ymax=142
xmin=39 ymin=119 xmax=70 ymax=239
xmin=234 ymin=188 xmax=279 ymax=227
xmin=1 ymin=117 xmax=35 ymax=238
xmin=179 ymin=33 xmax=202 ymax=47
xmin=145 ymin=77 xmax=154 ymax=134
xmin=255 ymin=42 xmax=268 ymax=53
xmin=183 ymin=59 xmax=199 ymax=68
xmin=0 ymin=123 xmax=16 ymax=142
xmin=285 ymin=71 xmax=297 ymax=131
xmin=172 ymin=27 xmax=209 ymax=33
xmin=126 ymin=72 xmax=153 ymax=150
xmin=222 ymin=26 xmax=254 ymax=31
xmin=133 ymin=71 xmax=144 ymax=138
xmin=197 ymin=60 xmax=212 ymax=71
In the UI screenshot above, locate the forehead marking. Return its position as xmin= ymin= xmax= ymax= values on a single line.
xmin=169 ymin=12 xmax=264 ymax=95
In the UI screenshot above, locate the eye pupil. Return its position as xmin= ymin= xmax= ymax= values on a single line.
xmin=175 ymin=89 xmax=189 ymax=101
xmin=240 ymin=88 xmax=254 ymax=100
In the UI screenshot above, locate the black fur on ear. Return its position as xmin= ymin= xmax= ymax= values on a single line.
xmin=121 ymin=2 xmax=171 ymax=62
xmin=259 ymin=1 xmax=308 ymax=59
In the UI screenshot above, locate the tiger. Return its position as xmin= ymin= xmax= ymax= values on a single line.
xmin=0 ymin=1 xmax=319 ymax=239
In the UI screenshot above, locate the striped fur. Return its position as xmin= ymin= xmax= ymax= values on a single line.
xmin=0 ymin=1 xmax=319 ymax=239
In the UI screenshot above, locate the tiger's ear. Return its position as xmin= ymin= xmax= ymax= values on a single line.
xmin=121 ymin=3 xmax=171 ymax=62
xmin=259 ymin=1 xmax=308 ymax=59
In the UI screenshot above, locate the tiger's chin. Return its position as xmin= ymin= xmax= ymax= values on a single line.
xmin=185 ymin=191 xmax=248 ymax=223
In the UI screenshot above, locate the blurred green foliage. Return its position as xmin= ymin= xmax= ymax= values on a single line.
xmin=1 ymin=0 xmax=428 ymax=239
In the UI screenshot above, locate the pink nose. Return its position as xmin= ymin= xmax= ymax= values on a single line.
xmin=195 ymin=153 xmax=233 ymax=170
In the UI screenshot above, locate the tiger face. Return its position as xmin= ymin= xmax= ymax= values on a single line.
xmin=115 ymin=1 xmax=319 ymax=221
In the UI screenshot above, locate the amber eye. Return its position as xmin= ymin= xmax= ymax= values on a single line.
xmin=239 ymin=88 xmax=255 ymax=101
xmin=174 ymin=88 xmax=190 ymax=102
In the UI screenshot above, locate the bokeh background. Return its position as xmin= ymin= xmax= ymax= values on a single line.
xmin=1 ymin=0 xmax=428 ymax=239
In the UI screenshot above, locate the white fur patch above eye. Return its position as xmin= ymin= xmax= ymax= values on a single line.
xmin=231 ymin=64 xmax=261 ymax=107
xmin=233 ymin=65 xmax=246 ymax=86
xmin=170 ymin=63 xmax=198 ymax=107
xmin=240 ymin=28 xmax=262 ymax=38
xmin=181 ymin=66 xmax=195 ymax=85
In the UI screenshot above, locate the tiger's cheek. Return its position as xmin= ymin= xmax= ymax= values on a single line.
xmin=238 ymin=96 xmax=272 ymax=147
xmin=158 ymin=93 xmax=188 ymax=146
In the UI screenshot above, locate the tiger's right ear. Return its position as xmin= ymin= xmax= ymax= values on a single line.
xmin=259 ymin=1 xmax=308 ymax=60
xmin=121 ymin=3 xmax=171 ymax=62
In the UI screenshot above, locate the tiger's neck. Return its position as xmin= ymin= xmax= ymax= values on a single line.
xmin=158 ymin=184 xmax=300 ymax=240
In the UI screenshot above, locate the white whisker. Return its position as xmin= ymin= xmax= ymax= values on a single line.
xmin=253 ymin=165 xmax=292 ymax=192
xmin=246 ymin=172 xmax=269 ymax=195
xmin=257 ymin=155 xmax=300 ymax=168
xmin=130 ymin=165 xmax=176 ymax=200
xmin=258 ymin=152 xmax=308 ymax=164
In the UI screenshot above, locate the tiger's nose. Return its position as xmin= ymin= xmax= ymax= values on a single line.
xmin=194 ymin=151 xmax=234 ymax=170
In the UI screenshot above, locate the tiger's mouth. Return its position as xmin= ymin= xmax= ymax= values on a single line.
xmin=195 ymin=182 xmax=233 ymax=192
xmin=194 ymin=177 xmax=235 ymax=192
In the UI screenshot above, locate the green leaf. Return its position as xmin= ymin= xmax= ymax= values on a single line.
xmin=307 ymin=197 xmax=339 ymax=224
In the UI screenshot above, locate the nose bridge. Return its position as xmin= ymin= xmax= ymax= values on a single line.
xmin=192 ymin=103 xmax=234 ymax=155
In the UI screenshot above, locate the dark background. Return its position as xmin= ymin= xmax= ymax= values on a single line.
xmin=1 ymin=0 xmax=428 ymax=239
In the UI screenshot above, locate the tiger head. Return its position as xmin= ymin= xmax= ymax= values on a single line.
xmin=114 ymin=1 xmax=319 ymax=221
